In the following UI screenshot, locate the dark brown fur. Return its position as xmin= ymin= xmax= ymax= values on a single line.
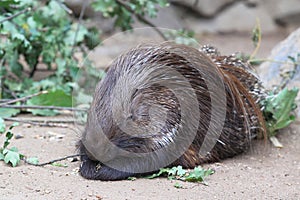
xmin=79 ymin=43 xmax=266 ymax=180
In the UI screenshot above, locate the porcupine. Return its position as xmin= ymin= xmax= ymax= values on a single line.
xmin=78 ymin=42 xmax=266 ymax=181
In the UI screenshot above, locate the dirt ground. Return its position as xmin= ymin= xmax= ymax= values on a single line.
xmin=1 ymin=32 xmax=299 ymax=200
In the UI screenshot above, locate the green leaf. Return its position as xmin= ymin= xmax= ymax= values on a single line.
xmin=127 ymin=177 xmax=137 ymax=181
xmin=0 ymin=0 xmax=20 ymax=8
xmin=146 ymin=165 xmax=213 ymax=183
xmin=26 ymin=157 xmax=39 ymax=165
xmin=0 ymin=152 xmax=4 ymax=160
xmin=146 ymin=167 xmax=170 ymax=179
xmin=3 ymin=147 xmax=22 ymax=167
xmin=9 ymin=51 xmax=23 ymax=77
xmin=4 ymin=79 xmax=23 ymax=92
xmin=174 ymin=182 xmax=183 ymax=188
xmin=26 ymin=89 xmax=72 ymax=116
xmin=183 ymin=167 xmax=214 ymax=182
xmin=51 ymin=162 xmax=68 ymax=167
xmin=28 ymin=89 xmax=73 ymax=107
xmin=0 ymin=108 xmax=20 ymax=118
xmin=4 ymin=131 xmax=13 ymax=149
xmin=9 ymin=122 xmax=19 ymax=129
xmin=263 ymin=88 xmax=299 ymax=136
xmin=0 ymin=118 xmax=6 ymax=133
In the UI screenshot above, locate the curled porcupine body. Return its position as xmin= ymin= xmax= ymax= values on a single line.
xmin=79 ymin=42 xmax=266 ymax=180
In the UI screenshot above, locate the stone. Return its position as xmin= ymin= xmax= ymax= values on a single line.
xmin=261 ymin=0 xmax=300 ymax=27
xmin=170 ymin=0 xmax=237 ymax=17
xmin=184 ymin=2 xmax=277 ymax=33
xmin=257 ymin=27 xmax=300 ymax=116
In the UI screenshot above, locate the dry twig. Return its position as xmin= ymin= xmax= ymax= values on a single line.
xmin=24 ymin=154 xmax=82 ymax=166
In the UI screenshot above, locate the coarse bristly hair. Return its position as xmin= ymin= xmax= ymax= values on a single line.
xmin=78 ymin=42 xmax=266 ymax=181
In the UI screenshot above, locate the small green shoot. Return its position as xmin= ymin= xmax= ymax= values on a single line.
xmin=250 ymin=18 xmax=261 ymax=60
xmin=0 ymin=120 xmax=24 ymax=167
xmin=51 ymin=162 xmax=68 ymax=167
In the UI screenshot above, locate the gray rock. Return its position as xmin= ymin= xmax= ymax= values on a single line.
xmin=65 ymin=0 xmax=95 ymax=17
xmin=184 ymin=2 xmax=277 ymax=33
xmin=170 ymin=0 xmax=237 ymax=17
xmin=258 ymin=28 xmax=300 ymax=116
xmin=261 ymin=0 xmax=300 ymax=27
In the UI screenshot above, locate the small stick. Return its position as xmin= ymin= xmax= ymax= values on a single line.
xmin=3 ymin=117 xmax=74 ymax=127
xmin=0 ymin=91 xmax=48 ymax=107
xmin=0 ymin=7 xmax=31 ymax=24
xmin=54 ymin=0 xmax=73 ymax=14
xmin=24 ymin=154 xmax=82 ymax=167
xmin=0 ymin=105 xmax=87 ymax=111
xmin=71 ymin=0 xmax=88 ymax=54
xmin=116 ymin=0 xmax=168 ymax=41
xmin=3 ymin=117 xmax=76 ymax=124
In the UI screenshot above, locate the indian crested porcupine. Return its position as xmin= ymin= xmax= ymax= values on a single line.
xmin=78 ymin=42 xmax=266 ymax=180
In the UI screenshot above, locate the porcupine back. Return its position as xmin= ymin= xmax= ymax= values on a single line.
xmin=79 ymin=42 xmax=266 ymax=180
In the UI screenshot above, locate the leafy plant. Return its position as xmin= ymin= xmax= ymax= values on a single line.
xmin=146 ymin=165 xmax=214 ymax=184
xmin=0 ymin=0 xmax=102 ymax=116
xmin=0 ymin=119 xmax=23 ymax=167
xmin=92 ymin=0 xmax=169 ymax=31
xmin=262 ymin=88 xmax=299 ymax=137
xmin=164 ymin=29 xmax=198 ymax=47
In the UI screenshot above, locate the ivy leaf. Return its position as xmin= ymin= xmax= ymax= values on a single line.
xmin=0 ymin=108 xmax=21 ymax=118
xmin=26 ymin=157 xmax=39 ymax=165
xmin=263 ymin=88 xmax=299 ymax=136
xmin=3 ymin=147 xmax=22 ymax=167
xmin=183 ymin=167 xmax=214 ymax=182
xmin=146 ymin=167 xmax=170 ymax=179
xmin=26 ymin=89 xmax=72 ymax=116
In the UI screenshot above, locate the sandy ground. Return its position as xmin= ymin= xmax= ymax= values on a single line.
xmin=1 ymin=32 xmax=299 ymax=200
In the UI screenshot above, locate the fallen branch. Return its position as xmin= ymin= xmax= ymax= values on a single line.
xmin=54 ymin=0 xmax=73 ymax=14
xmin=71 ymin=0 xmax=88 ymax=54
xmin=24 ymin=154 xmax=82 ymax=167
xmin=116 ymin=0 xmax=168 ymax=41
xmin=0 ymin=7 xmax=31 ymax=24
xmin=3 ymin=117 xmax=77 ymax=128
xmin=0 ymin=104 xmax=87 ymax=111
xmin=0 ymin=91 xmax=48 ymax=107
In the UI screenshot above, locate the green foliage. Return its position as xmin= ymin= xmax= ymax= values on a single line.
xmin=26 ymin=157 xmax=39 ymax=165
xmin=92 ymin=0 xmax=169 ymax=30
xmin=146 ymin=165 xmax=214 ymax=184
xmin=0 ymin=121 xmax=23 ymax=167
xmin=174 ymin=182 xmax=183 ymax=188
xmin=251 ymin=20 xmax=261 ymax=48
xmin=164 ymin=29 xmax=198 ymax=47
xmin=127 ymin=176 xmax=137 ymax=181
xmin=0 ymin=0 xmax=20 ymax=8
xmin=262 ymin=88 xmax=299 ymax=137
xmin=0 ymin=108 xmax=20 ymax=117
xmin=51 ymin=162 xmax=68 ymax=167
xmin=26 ymin=90 xmax=73 ymax=116
xmin=0 ymin=0 xmax=102 ymax=116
